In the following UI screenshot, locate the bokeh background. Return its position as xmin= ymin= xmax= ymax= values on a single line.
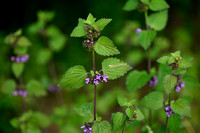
xmin=0 ymin=0 xmax=200 ymax=133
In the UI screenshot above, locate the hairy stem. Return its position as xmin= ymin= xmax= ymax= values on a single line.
xmin=92 ymin=49 xmax=97 ymax=121
xmin=164 ymin=92 xmax=172 ymax=133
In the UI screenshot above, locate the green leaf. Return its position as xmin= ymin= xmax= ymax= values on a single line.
xmin=168 ymin=114 xmax=181 ymax=131
xmin=171 ymin=98 xmax=191 ymax=117
xmin=179 ymin=59 xmax=192 ymax=68
xmin=157 ymin=56 xmax=169 ymax=64
xmin=70 ymin=18 xmax=86 ymax=37
xmin=163 ymin=75 xmax=177 ymax=94
xmin=140 ymin=91 xmax=163 ymax=110
xmin=12 ymin=63 xmax=24 ymax=78
xmin=148 ymin=10 xmax=168 ymax=31
xmin=126 ymin=107 xmax=135 ymax=120
xmin=19 ymin=110 xmax=33 ymax=122
xmin=117 ymin=96 xmax=136 ymax=107
xmin=123 ymin=0 xmax=139 ymax=11
xmin=136 ymin=108 xmax=144 ymax=121
xmin=74 ymin=102 xmax=93 ymax=117
xmin=171 ymin=51 xmax=181 ymax=58
xmin=95 ymin=18 xmax=112 ymax=31
xmin=149 ymin=0 xmax=169 ymax=11
xmin=126 ymin=70 xmax=151 ymax=91
xmin=93 ymin=121 xmax=111 ymax=133
xmin=14 ymin=46 xmax=28 ymax=55
xmin=182 ymin=74 xmax=200 ymax=89
xmin=168 ymin=57 xmax=176 ymax=65
xmin=141 ymin=0 xmax=150 ymax=5
xmin=111 ymin=112 xmax=126 ymax=131
xmin=58 ymin=65 xmax=88 ymax=89
xmin=102 ymin=58 xmax=131 ymax=80
xmin=10 ymin=118 xmax=19 ymax=128
xmin=85 ymin=13 xmax=96 ymax=25
xmin=31 ymin=112 xmax=51 ymax=128
xmin=37 ymin=49 xmax=52 ymax=65
xmin=2 ymin=79 xmax=16 ymax=94
xmin=27 ymin=80 xmax=46 ymax=97
xmin=138 ymin=30 xmax=157 ymax=50
xmin=17 ymin=36 xmax=31 ymax=47
xmin=94 ymin=36 xmax=120 ymax=56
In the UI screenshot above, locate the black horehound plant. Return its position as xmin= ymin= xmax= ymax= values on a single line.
xmin=58 ymin=13 xmax=132 ymax=132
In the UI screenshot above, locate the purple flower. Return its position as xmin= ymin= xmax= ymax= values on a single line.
xmin=102 ymin=75 xmax=109 ymax=82
xmin=165 ymin=106 xmax=170 ymax=111
xmin=90 ymin=41 xmax=94 ymax=44
xmin=86 ymin=40 xmax=90 ymax=43
xmin=21 ymin=91 xmax=27 ymax=98
xmin=81 ymin=125 xmax=92 ymax=133
xmin=11 ymin=56 xmax=15 ymax=61
xmin=148 ymin=80 xmax=153 ymax=87
xmin=16 ymin=57 xmax=21 ymax=63
xmin=13 ymin=90 xmax=18 ymax=96
xmin=136 ymin=28 xmax=142 ymax=34
xmin=175 ymin=86 xmax=181 ymax=92
xmin=165 ymin=105 xmax=174 ymax=117
xmin=85 ymin=78 xmax=90 ymax=84
xmin=96 ymin=74 xmax=101 ymax=80
xmin=13 ymin=90 xmax=27 ymax=98
xmin=93 ymin=79 xmax=99 ymax=85
xmin=180 ymin=82 xmax=185 ymax=88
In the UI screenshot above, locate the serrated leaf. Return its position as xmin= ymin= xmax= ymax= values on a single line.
xmin=117 ymin=96 xmax=136 ymax=107
xmin=163 ymin=75 xmax=177 ymax=94
xmin=168 ymin=114 xmax=181 ymax=131
xmin=94 ymin=36 xmax=120 ymax=56
xmin=85 ymin=13 xmax=96 ymax=25
xmin=140 ymin=91 xmax=163 ymax=110
xmin=95 ymin=18 xmax=112 ymax=31
xmin=102 ymin=58 xmax=131 ymax=80
xmin=2 ymin=79 xmax=16 ymax=94
xmin=149 ymin=0 xmax=169 ymax=11
xmin=179 ymin=59 xmax=192 ymax=68
xmin=138 ymin=30 xmax=157 ymax=50
xmin=126 ymin=107 xmax=135 ymax=120
xmin=74 ymin=102 xmax=93 ymax=117
xmin=27 ymin=80 xmax=46 ymax=97
xmin=136 ymin=108 xmax=144 ymax=120
xmin=58 ymin=65 xmax=87 ymax=89
xmin=123 ymin=0 xmax=139 ymax=11
xmin=171 ymin=98 xmax=191 ymax=117
xmin=17 ymin=36 xmax=31 ymax=47
xmin=111 ymin=112 xmax=126 ymax=131
xmin=70 ymin=18 xmax=86 ymax=37
xmin=148 ymin=11 xmax=168 ymax=31
xmin=12 ymin=63 xmax=24 ymax=78
xmin=157 ymin=56 xmax=169 ymax=64
xmin=93 ymin=121 xmax=111 ymax=133
xmin=126 ymin=70 xmax=151 ymax=91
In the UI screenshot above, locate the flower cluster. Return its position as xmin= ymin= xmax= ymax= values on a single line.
xmin=148 ymin=76 xmax=158 ymax=87
xmin=165 ymin=105 xmax=174 ymax=117
xmin=175 ymin=81 xmax=185 ymax=92
xmin=48 ymin=84 xmax=62 ymax=92
xmin=82 ymin=39 xmax=95 ymax=51
xmin=13 ymin=90 xmax=27 ymax=98
xmin=136 ymin=28 xmax=142 ymax=34
xmin=11 ymin=54 xmax=29 ymax=63
xmin=85 ymin=74 xmax=109 ymax=85
xmin=84 ymin=24 xmax=100 ymax=39
xmin=81 ymin=126 xmax=92 ymax=133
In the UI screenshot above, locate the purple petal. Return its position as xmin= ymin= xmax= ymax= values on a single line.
xmin=11 ymin=56 xmax=15 ymax=61
xmin=96 ymin=74 xmax=101 ymax=80
xmin=175 ymin=86 xmax=181 ymax=92
xmin=136 ymin=28 xmax=142 ymax=34
xmin=85 ymin=78 xmax=90 ymax=84
xmin=12 ymin=91 xmax=18 ymax=96
xmin=180 ymin=82 xmax=185 ymax=88
xmin=81 ymin=126 xmax=85 ymax=129
xmin=165 ymin=106 xmax=170 ymax=111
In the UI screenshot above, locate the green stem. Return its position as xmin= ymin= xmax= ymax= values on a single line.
xmin=164 ymin=92 xmax=172 ymax=133
xmin=92 ymin=49 xmax=97 ymax=121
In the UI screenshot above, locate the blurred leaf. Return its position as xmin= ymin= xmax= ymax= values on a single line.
xmin=74 ymin=102 xmax=93 ymax=117
xmin=31 ymin=112 xmax=51 ymax=128
xmin=138 ymin=30 xmax=157 ymax=50
xmin=140 ymin=91 xmax=163 ymax=110
xmin=171 ymin=98 xmax=191 ymax=117
xmin=14 ymin=29 xmax=22 ymax=36
xmin=168 ymin=114 xmax=181 ymax=131
xmin=37 ymin=49 xmax=52 ymax=65
xmin=136 ymin=108 xmax=144 ymax=120
xmin=12 ymin=63 xmax=24 ymax=78
xmin=111 ymin=112 xmax=126 ymax=131
xmin=19 ymin=110 xmax=33 ymax=122
xmin=123 ymin=0 xmax=139 ymax=11
xmin=95 ymin=36 xmax=120 ymax=56
xmin=126 ymin=50 xmax=143 ymax=65
xmin=126 ymin=107 xmax=135 ymax=120
xmin=148 ymin=11 xmax=168 ymax=31
xmin=141 ymin=0 xmax=150 ymax=5
xmin=102 ymin=58 xmax=131 ymax=80
xmin=71 ymin=18 xmax=86 ymax=37
xmin=93 ymin=121 xmax=111 ymax=133
xmin=163 ymin=75 xmax=177 ymax=94
xmin=58 ymin=65 xmax=87 ymax=89
xmin=53 ymin=106 xmax=68 ymax=117
xmin=27 ymin=80 xmax=46 ymax=97
xmin=14 ymin=46 xmax=28 ymax=55
xmin=157 ymin=56 xmax=169 ymax=64
xmin=17 ymin=36 xmax=31 ymax=47
xmin=2 ymin=79 xmax=16 ymax=94
xmin=37 ymin=11 xmax=55 ymax=24
xmin=126 ymin=70 xmax=151 ymax=91
xmin=179 ymin=59 xmax=192 ymax=68
xmin=182 ymin=74 xmax=200 ymax=89
xmin=10 ymin=118 xmax=19 ymax=128
xmin=149 ymin=0 xmax=169 ymax=11
xmin=95 ymin=18 xmax=112 ymax=31
xmin=85 ymin=13 xmax=96 ymax=25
